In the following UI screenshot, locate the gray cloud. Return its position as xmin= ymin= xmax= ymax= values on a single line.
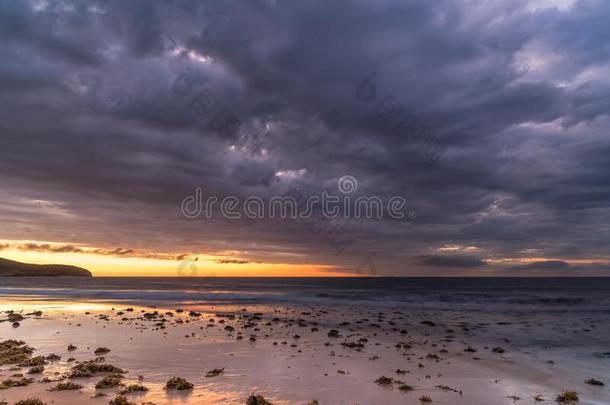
xmin=502 ymin=260 xmax=610 ymax=276
xmin=525 ymin=260 xmax=571 ymax=270
xmin=411 ymin=255 xmax=487 ymax=268
xmin=0 ymin=0 xmax=609 ymax=274
xmin=505 ymin=260 xmax=572 ymax=272
xmin=216 ymin=259 xmax=250 ymax=265
xmin=19 ymin=243 xmax=84 ymax=254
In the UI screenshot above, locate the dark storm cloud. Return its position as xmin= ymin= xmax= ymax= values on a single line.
xmin=411 ymin=255 xmax=487 ymax=268
xmin=509 ymin=260 xmax=571 ymax=270
xmin=216 ymin=258 xmax=250 ymax=265
xmin=502 ymin=260 xmax=610 ymax=276
xmin=19 ymin=243 xmax=84 ymax=254
xmin=0 ymin=2 xmax=101 ymax=65
xmin=1 ymin=0 xmax=609 ymax=274
xmin=1 ymin=241 xmax=189 ymax=260
xmin=8 ymin=242 xmax=121 ymax=256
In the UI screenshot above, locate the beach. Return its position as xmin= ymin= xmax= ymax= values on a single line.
xmin=0 ymin=278 xmax=609 ymax=405
xmin=3 ymin=0 xmax=610 ymax=403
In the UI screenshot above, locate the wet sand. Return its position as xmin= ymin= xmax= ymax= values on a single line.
xmin=1 ymin=298 xmax=609 ymax=404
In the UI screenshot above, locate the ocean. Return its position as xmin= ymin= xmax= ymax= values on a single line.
xmin=1 ymin=276 xmax=610 ymax=312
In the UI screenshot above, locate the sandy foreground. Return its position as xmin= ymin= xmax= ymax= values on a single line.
xmin=0 ymin=298 xmax=609 ymax=405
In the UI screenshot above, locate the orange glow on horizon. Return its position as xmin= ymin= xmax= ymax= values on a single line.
xmin=0 ymin=248 xmax=356 ymax=277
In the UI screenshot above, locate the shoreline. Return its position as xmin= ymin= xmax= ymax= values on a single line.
xmin=1 ymin=297 xmax=609 ymax=404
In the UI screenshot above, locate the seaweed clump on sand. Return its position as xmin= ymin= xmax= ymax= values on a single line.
xmin=246 ymin=394 xmax=273 ymax=405
xmin=21 ymin=356 xmax=47 ymax=367
xmin=50 ymin=382 xmax=83 ymax=391
xmin=556 ymin=391 xmax=579 ymax=403
xmin=7 ymin=313 xmax=25 ymax=323
xmin=14 ymin=398 xmax=46 ymax=405
xmin=27 ymin=365 xmax=44 ymax=374
xmin=341 ymin=341 xmax=365 ymax=349
xmin=585 ymin=378 xmax=604 ymax=386
xmin=374 ymin=376 xmax=394 ymax=385
xmin=327 ymin=329 xmax=340 ymax=338
xmin=205 ymin=368 xmax=225 ymax=377
xmin=165 ymin=377 xmax=193 ymax=390
xmin=0 ymin=340 xmax=35 ymax=366
xmin=419 ymin=395 xmax=433 ymax=403
xmin=119 ymin=384 xmax=148 ymax=394
xmin=0 ymin=377 xmax=34 ymax=389
xmin=95 ymin=374 xmax=124 ymax=389
xmin=46 ymin=353 xmax=61 ymax=362
xmin=109 ymin=395 xmax=135 ymax=405
xmin=69 ymin=359 xmax=126 ymax=378
xmin=436 ymin=385 xmax=461 ymax=395
xmin=94 ymin=347 xmax=111 ymax=355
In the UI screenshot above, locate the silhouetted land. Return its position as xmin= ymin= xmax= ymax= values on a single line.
xmin=0 ymin=257 xmax=92 ymax=277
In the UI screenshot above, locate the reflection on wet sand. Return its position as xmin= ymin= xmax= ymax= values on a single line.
xmin=1 ymin=298 xmax=609 ymax=404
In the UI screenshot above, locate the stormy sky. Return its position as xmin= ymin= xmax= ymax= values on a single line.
xmin=1 ymin=0 xmax=609 ymax=276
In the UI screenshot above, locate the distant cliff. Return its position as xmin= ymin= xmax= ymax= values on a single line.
xmin=0 ymin=257 xmax=92 ymax=277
